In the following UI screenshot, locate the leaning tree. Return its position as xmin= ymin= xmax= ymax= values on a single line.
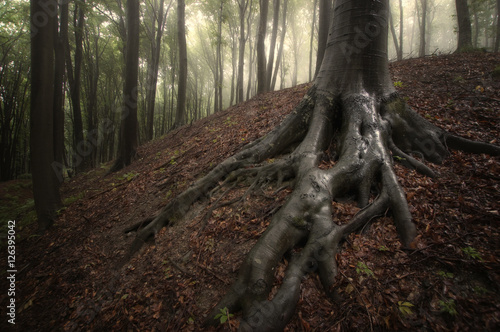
xmin=124 ymin=0 xmax=499 ymax=330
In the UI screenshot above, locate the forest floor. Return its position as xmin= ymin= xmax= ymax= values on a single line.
xmin=1 ymin=52 xmax=500 ymax=331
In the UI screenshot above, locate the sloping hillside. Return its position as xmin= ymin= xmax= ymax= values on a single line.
xmin=1 ymin=52 xmax=499 ymax=331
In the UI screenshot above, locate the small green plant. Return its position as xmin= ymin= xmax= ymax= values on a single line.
xmin=224 ymin=116 xmax=238 ymax=126
xmin=378 ymin=245 xmax=390 ymax=252
xmin=472 ymin=285 xmax=488 ymax=295
xmin=461 ymin=246 xmax=483 ymax=261
xmin=63 ymin=192 xmax=84 ymax=206
xmin=393 ymin=81 xmax=404 ymax=88
xmin=356 ymin=262 xmax=375 ymax=278
xmin=393 ymin=155 xmax=406 ymax=161
xmin=118 ymin=172 xmax=138 ymax=181
xmin=398 ymin=301 xmax=414 ymax=316
xmin=438 ymin=299 xmax=457 ymax=316
xmin=437 ymin=270 xmax=454 ymax=279
xmin=214 ymin=307 xmax=234 ymax=324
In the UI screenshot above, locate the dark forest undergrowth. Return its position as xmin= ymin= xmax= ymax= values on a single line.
xmin=1 ymin=52 xmax=499 ymax=331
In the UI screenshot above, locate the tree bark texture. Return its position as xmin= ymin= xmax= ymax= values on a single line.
xmin=315 ymin=0 xmax=331 ymax=78
xmin=111 ymin=0 xmax=140 ymax=172
xmin=30 ymin=0 xmax=61 ymax=231
xmin=123 ymin=0 xmax=500 ymax=330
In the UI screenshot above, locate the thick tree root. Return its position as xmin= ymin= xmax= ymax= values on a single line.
xmin=122 ymin=83 xmax=499 ymax=330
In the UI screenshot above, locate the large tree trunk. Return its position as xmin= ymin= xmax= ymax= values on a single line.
xmin=123 ymin=0 xmax=500 ymax=330
xmin=315 ymin=0 xmax=331 ymax=78
xmin=110 ymin=0 xmax=140 ymax=172
xmin=30 ymin=0 xmax=61 ymax=231
xmin=455 ymin=0 xmax=473 ymax=52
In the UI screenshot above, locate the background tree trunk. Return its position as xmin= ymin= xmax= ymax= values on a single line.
xmin=419 ymin=0 xmax=427 ymax=57
xmin=111 ymin=0 xmax=140 ymax=172
xmin=495 ymin=0 xmax=500 ymax=52
xmin=53 ymin=5 xmax=65 ymax=176
xmin=309 ymin=0 xmax=318 ymax=82
xmin=30 ymin=0 xmax=61 ymax=231
xmin=236 ymin=0 xmax=249 ymax=104
xmin=271 ymin=0 xmax=288 ymax=91
xmin=455 ymin=0 xmax=472 ymax=52
xmin=175 ymin=0 xmax=188 ymax=127
xmin=145 ymin=0 xmax=168 ymax=140
xmin=257 ymin=0 xmax=269 ymax=94
xmin=64 ymin=1 xmax=87 ymax=171
xmin=265 ymin=0 xmax=280 ymax=91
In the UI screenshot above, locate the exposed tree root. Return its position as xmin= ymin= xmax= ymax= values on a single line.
xmin=120 ymin=79 xmax=498 ymax=330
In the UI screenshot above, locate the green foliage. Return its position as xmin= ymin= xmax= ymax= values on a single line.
xmin=214 ymin=307 xmax=234 ymax=324
xmin=356 ymin=262 xmax=374 ymax=278
xmin=461 ymin=246 xmax=483 ymax=261
xmin=439 ymin=299 xmax=457 ymax=316
xmin=117 ymin=172 xmax=139 ymax=181
xmin=378 ymin=245 xmax=390 ymax=252
xmin=63 ymin=192 xmax=85 ymax=206
xmin=224 ymin=116 xmax=237 ymax=127
xmin=393 ymin=81 xmax=404 ymax=88
xmin=397 ymin=301 xmax=414 ymax=316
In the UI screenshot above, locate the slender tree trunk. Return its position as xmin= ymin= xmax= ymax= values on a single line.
xmin=217 ymin=1 xmax=223 ymax=111
xmin=265 ymin=0 xmax=280 ymax=91
xmin=455 ymin=0 xmax=473 ymax=52
xmin=271 ymin=0 xmax=288 ymax=91
xmin=257 ymin=0 xmax=269 ymax=94
xmin=63 ymin=1 xmax=86 ymax=171
xmin=237 ymin=0 xmax=248 ymax=104
xmin=399 ymin=0 xmax=403 ymax=59
xmin=175 ymin=0 xmax=188 ymax=126
xmin=496 ymin=0 xmax=500 ymax=52
xmin=53 ymin=6 xmax=65 ymax=176
xmin=111 ymin=0 xmax=140 ymax=172
xmin=146 ymin=0 xmax=168 ymax=140
xmin=419 ymin=0 xmax=427 ymax=57
xmin=30 ymin=0 xmax=61 ymax=231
